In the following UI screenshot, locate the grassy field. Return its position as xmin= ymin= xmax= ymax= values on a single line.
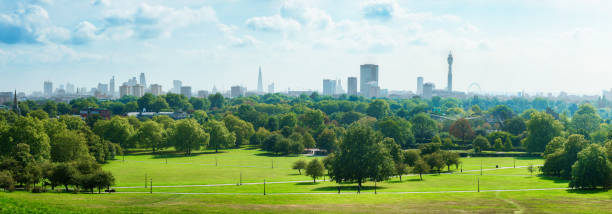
xmin=1 ymin=147 xmax=611 ymax=213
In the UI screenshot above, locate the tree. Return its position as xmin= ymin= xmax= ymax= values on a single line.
xmin=441 ymin=151 xmax=461 ymax=171
xmin=93 ymin=116 xmax=134 ymax=149
xmin=376 ymin=117 xmax=415 ymax=148
xmin=326 ymin=124 xmax=394 ymax=191
xmin=250 ymin=127 xmax=271 ymax=146
xmin=192 ymin=110 xmax=209 ymax=125
xmin=527 ymin=164 xmax=535 ymax=176
xmin=525 ymin=112 xmax=562 ymax=153
xmin=4 ymin=116 xmax=51 ymax=161
xmin=503 ymin=117 xmax=526 ymax=135
xmin=137 ymin=93 xmax=155 ymax=111
xmin=418 ymin=143 xmax=440 ymax=155
xmin=489 ymin=105 xmax=514 ymax=122
xmin=449 ymin=118 xmax=473 ymax=142
xmin=503 ymin=136 xmax=513 ymax=151
xmin=366 ymin=99 xmax=390 ymax=119
xmin=543 ymin=137 xmax=566 ymax=157
xmin=472 ymin=135 xmax=490 ymax=153
xmin=92 ymin=170 xmax=115 ymax=194
xmin=442 ymin=137 xmax=454 ymax=149
xmin=423 ymin=152 xmax=445 ymax=173
xmin=571 ymin=104 xmax=601 ymax=133
xmin=299 ymin=109 xmax=325 ymax=131
xmin=208 ymin=93 xmax=225 ymax=109
xmin=410 ymin=113 xmax=438 ymax=143
xmin=50 ymin=163 xmax=78 ymax=191
xmin=570 ymin=144 xmax=612 ymax=189
xmin=305 ymin=159 xmax=324 ymax=183
xmin=205 ymin=120 xmax=236 ymax=153
xmin=292 ymin=160 xmax=307 ymax=175
xmin=317 ymin=128 xmax=338 ymax=152
xmin=28 ymin=109 xmax=49 ymax=120
xmin=134 ymin=121 xmax=165 ymax=153
xmin=395 ymin=162 xmax=408 ymax=181
xmin=223 ymin=114 xmax=255 ymax=147
xmin=0 ymin=170 xmax=14 ymax=192
xmin=150 ymin=97 xmax=170 ymax=112
xmin=50 ymin=130 xmax=90 ymax=162
xmin=403 ymin=150 xmax=420 ymax=166
xmin=168 ymin=119 xmax=210 ymax=156
xmin=413 ymin=159 xmax=430 ymax=180
xmin=494 ymin=138 xmax=503 ymax=152
xmin=562 ymin=134 xmax=589 ymax=177
xmin=279 ymin=113 xmax=297 ymax=129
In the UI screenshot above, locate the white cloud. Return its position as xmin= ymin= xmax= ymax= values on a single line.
xmin=246 ymin=15 xmax=301 ymax=32
xmin=361 ymin=0 xmax=404 ymax=20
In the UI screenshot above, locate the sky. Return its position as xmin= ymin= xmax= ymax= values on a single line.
xmin=1 ymin=0 xmax=611 ymax=95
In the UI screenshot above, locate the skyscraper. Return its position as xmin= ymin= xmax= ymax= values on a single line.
xmin=109 ymin=76 xmax=115 ymax=97
xmin=323 ymin=79 xmax=336 ymax=96
xmin=150 ymin=84 xmax=162 ymax=96
xmin=231 ymin=86 xmax=246 ymax=98
xmin=347 ymin=77 xmax=358 ymax=95
xmin=119 ymin=84 xmax=131 ymax=98
xmin=132 ymin=84 xmax=145 ymax=97
xmin=268 ymin=83 xmax=275 ymax=94
xmin=66 ymin=83 xmax=75 ymax=94
xmin=417 ymin=76 xmax=424 ymax=95
xmin=423 ymin=83 xmax=435 ymax=99
xmin=44 ymin=81 xmax=53 ymax=97
xmin=180 ymin=86 xmax=192 ymax=98
xmin=97 ymin=83 xmax=109 ymax=95
xmin=447 ymin=51 xmax=453 ymax=92
xmin=139 ymin=73 xmax=147 ymax=88
xmin=173 ymin=80 xmax=182 ymax=94
xmin=360 ymin=64 xmax=379 ymax=97
xmin=257 ymin=66 xmax=263 ymax=93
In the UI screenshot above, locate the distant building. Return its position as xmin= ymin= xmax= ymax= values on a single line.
xmin=417 ymin=76 xmax=424 ymax=96
xmin=180 ymin=86 xmax=192 ymax=98
xmin=109 ymin=76 xmax=115 ymax=97
xmin=603 ymin=89 xmax=612 ymax=101
xmin=360 ymin=64 xmax=379 ymax=97
xmin=268 ymin=83 xmax=275 ymax=94
xmin=66 ymin=83 xmax=75 ymax=94
xmin=197 ymin=90 xmax=209 ymax=98
xmin=139 ymin=73 xmax=147 ymax=88
xmin=173 ymin=80 xmax=182 ymax=94
xmin=0 ymin=92 xmax=12 ymax=105
xmin=336 ymin=79 xmax=345 ymax=94
xmin=79 ymin=108 xmax=111 ymax=119
xmin=132 ymin=84 xmax=145 ymax=97
xmin=150 ymin=84 xmax=162 ymax=96
xmin=257 ymin=66 xmax=264 ymax=93
xmin=347 ymin=77 xmax=358 ymax=96
xmin=423 ymin=83 xmax=435 ymax=99
xmin=322 ymin=79 xmax=336 ymax=96
xmin=230 ymin=86 xmax=246 ymax=98
xmin=119 ymin=84 xmax=131 ymax=98
xmin=364 ymin=81 xmax=380 ymax=98
xmin=447 ymin=52 xmax=453 ymax=92
xmin=97 ymin=83 xmax=109 ymax=95
xmin=44 ymin=81 xmax=53 ymax=97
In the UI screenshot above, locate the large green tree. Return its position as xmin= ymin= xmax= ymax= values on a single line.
xmin=134 ymin=121 xmax=165 ymax=153
xmin=569 ymin=144 xmax=612 ymax=189
xmin=168 ymin=119 xmax=209 ymax=155
xmin=410 ymin=113 xmax=438 ymax=143
xmin=449 ymin=118 xmax=473 ymax=142
xmin=376 ymin=117 xmax=415 ymax=148
xmin=366 ymin=99 xmax=390 ymax=119
xmin=205 ymin=120 xmax=236 ymax=153
xmin=525 ymin=112 xmax=562 ymax=153
xmin=50 ymin=130 xmax=90 ymax=162
xmin=223 ymin=114 xmax=254 ymax=147
xmin=93 ymin=116 xmax=135 ymax=149
xmin=571 ymin=104 xmax=601 ymax=133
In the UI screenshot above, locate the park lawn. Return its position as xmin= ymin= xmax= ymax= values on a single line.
xmin=1 ymin=190 xmax=611 ymax=213
xmin=104 ymin=147 xmax=543 ymax=187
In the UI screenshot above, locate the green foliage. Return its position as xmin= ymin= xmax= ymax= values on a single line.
xmin=472 ymin=135 xmax=490 ymax=153
xmin=569 ymin=144 xmax=612 ymax=189
xmin=223 ymin=114 xmax=255 ymax=147
xmin=375 ymin=117 xmax=415 ymax=148
xmin=205 ymin=120 xmax=236 ymax=153
xmin=50 ymin=130 xmax=90 ymax=162
xmin=410 ymin=113 xmax=438 ymax=143
xmin=93 ymin=116 xmax=134 ymax=149
xmin=292 ymin=160 xmax=306 ymax=175
xmin=525 ymin=112 xmax=562 ymax=153
xmin=168 ymin=119 xmax=210 ymax=155
xmin=503 ymin=136 xmax=513 ymax=151
xmin=134 ymin=121 xmax=165 ymax=153
xmin=366 ymin=100 xmax=390 ymax=119
xmin=494 ymin=138 xmax=503 ymax=152
xmin=418 ymin=143 xmax=440 ymax=155
xmin=299 ymin=109 xmax=325 ymax=131
xmin=305 ymin=159 xmax=324 ymax=183
xmin=412 ymin=159 xmax=430 ymax=180
xmin=503 ymin=117 xmax=526 ymax=135
xmin=449 ymin=118 xmax=473 ymax=142
xmin=208 ymin=93 xmax=225 ymax=109
xmin=317 ymin=128 xmax=337 ymax=152
xmin=4 ymin=116 xmax=51 ymax=161
xmin=571 ymin=104 xmax=601 ymax=133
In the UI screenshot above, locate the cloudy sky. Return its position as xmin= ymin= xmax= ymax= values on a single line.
xmin=1 ymin=0 xmax=611 ymax=95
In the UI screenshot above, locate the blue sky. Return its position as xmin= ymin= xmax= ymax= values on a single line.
xmin=1 ymin=0 xmax=611 ymax=95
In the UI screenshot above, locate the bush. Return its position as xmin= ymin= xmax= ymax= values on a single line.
xmin=0 ymin=170 xmax=15 ymax=192
xmin=31 ymin=186 xmax=47 ymax=193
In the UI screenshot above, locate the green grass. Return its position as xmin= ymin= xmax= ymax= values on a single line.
xmin=1 ymin=147 xmax=610 ymax=213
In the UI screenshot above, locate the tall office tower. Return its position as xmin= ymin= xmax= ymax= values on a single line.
xmin=347 ymin=77 xmax=358 ymax=96
xmin=423 ymin=83 xmax=434 ymax=99
xmin=109 ymin=76 xmax=115 ymax=97
xmin=257 ymin=66 xmax=263 ymax=93
xmin=97 ymin=83 xmax=109 ymax=95
xmin=335 ymin=79 xmax=345 ymax=94
xmin=139 ymin=73 xmax=147 ymax=88
xmin=268 ymin=83 xmax=275 ymax=94
xmin=197 ymin=90 xmax=209 ymax=98
xmin=417 ymin=76 xmax=424 ymax=95
xmin=180 ymin=86 xmax=192 ymax=98
xmin=132 ymin=84 xmax=145 ymax=97
xmin=231 ymin=86 xmax=246 ymax=98
xmin=119 ymin=84 xmax=131 ymax=97
xmin=150 ymin=84 xmax=162 ymax=96
xmin=447 ymin=51 xmax=453 ymax=92
xmin=212 ymin=85 xmax=218 ymax=94
xmin=44 ymin=81 xmax=53 ymax=97
xmin=322 ymin=79 xmax=337 ymax=96
xmin=360 ymin=64 xmax=379 ymax=97
xmin=59 ymin=84 xmax=65 ymax=90
xmin=173 ymin=80 xmax=182 ymax=94
xmin=79 ymin=87 xmax=87 ymax=95
xmin=66 ymin=83 xmax=75 ymax=94
xmin=127 ymin=77 xmax=138 ymax=86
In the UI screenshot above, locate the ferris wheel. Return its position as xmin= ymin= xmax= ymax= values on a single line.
xmin=468 ymin=83 xmax=482 ymax=95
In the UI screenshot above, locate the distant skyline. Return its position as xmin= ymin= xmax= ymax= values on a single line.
xmin=1 ymin=0 xmax=612 ymax=95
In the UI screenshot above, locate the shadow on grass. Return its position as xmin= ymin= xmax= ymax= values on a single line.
xmin=537 ymin=175 xmax=570 ymax=184
xmin=295 ymin=182 xmax=319 ymax=186
xmin=515 ymin=157 xmax=542 ymax=161
xmin=312 ymin=185 xmax=389 ymax=191
xmin=254 ymin=152 xmax=300 ymax=157
xmin=566 ymin=188 xmax=610 ymax=194
xmin=150 ymin=151 xmax=225 ymax=159
xmin=388 ymin=178 xmax=423 ymax=183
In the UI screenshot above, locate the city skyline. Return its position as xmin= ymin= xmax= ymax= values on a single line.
xmin=1 ymin=1 xmax=612 ymax=95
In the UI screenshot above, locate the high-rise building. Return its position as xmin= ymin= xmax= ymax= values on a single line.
xmin=336 ymin=79 xmax=345 ymax=94
xmin=44 ymin=81 xmax=53 ymax=97
xmin=417 ymin=76 xmax=424 ymax=96
xmin=323 ymin=79 xmax=336 ymax=96
xmin=447 ymin=52 xmax=453 ymax=92
xmin=128 ymin=77 xmax=138 ymax=86
xmin=139 ymin=73 xmax=147 ymax=88
xmin=268 ymin=83 xmax=275 ymax=94
xmin=197 ymin=90 xmax=209 ymax=98
xmin=360 ymin=64 xmax=379 ymax=97
xmin=423 ymin=83 xmax=435 ymax=99
xmin=230 ymin=86 xmax=246 ymax=98
xmin=180 ymin=86 xmax=192 ymax=98
xmin=119 ymin=84 xmax=131 ymax=98
xmin=97 ymin=83 xmax=109 ymax=95
xmin=0 ymin=92 xmax=11 ymax=105
xmin=173 ymin=80 xmax=182 ymax=94
xmin=257 ymin=66 xmax=263 ymax=93
xmin=347 ymin=77 xmax=358 ymax=95
xmin=132 ymin=84 xmax=145 ymax=97
xmin=109 ymin=76 xmax=115 ymax=97
xmin=150 ymin=84 xmax=162 ymax=96
xmin=66 ymin=83 xmax=75 ymax=94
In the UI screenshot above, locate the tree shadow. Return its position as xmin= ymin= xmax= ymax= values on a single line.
xmin=254 ymin=152 xmax=300 ymax=157
xmin=150 ymin=151 xmax=224 ymax=159
xmin=388 ymin=178 xmax=423 ymax=183
xmin=515 ymin=157 xmax=542 ymax=161
xmin=536 ymin=175 xmax=569 ymax=184
xmin=566 ymin=188 xmax=610 ymax=194
xmin=295 ymin=182 xmax=318 ymax=186
xmin=312 ymin=185 xmax=388 ymax=191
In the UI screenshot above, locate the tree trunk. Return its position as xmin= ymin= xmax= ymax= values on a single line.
xmin=358 ymin=179 xmax=362 ymax=193
xmin=419 ymin=173 xmax=423 ymax=180
xmin=399 ymin=175 xmax=402 ymax=181
xmin=65 ymin=184 xmax=69 ymax=192
xmin=313 ymin=177 xmax=316 ymax=184
xmin=216 ymin=146 xmax=218 ymax=153
xmin=298 ymin=169 xmax=301 ymax=175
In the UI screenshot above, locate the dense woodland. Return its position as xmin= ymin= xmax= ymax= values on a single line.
xmin=1 ymin=92 xmax=612 ymax=193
